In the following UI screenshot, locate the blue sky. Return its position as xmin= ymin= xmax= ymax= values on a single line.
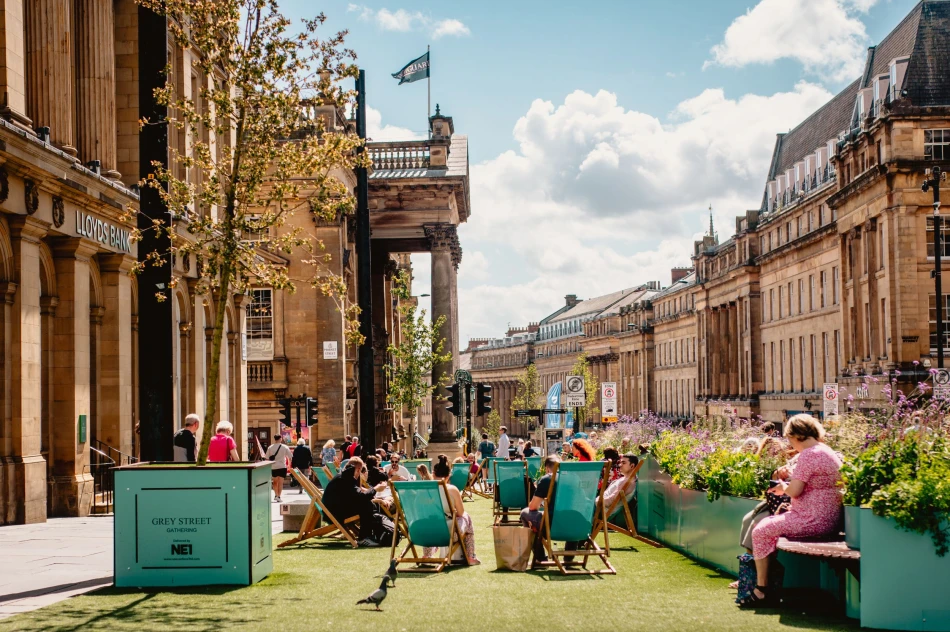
xmin=283 ymin=0 xmax=920 ymax=348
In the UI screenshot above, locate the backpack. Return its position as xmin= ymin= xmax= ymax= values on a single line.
xmin=370 ymin=513 xmax=397 ymax=547
xmin=735 ymin=553 xmax=785 ymax=604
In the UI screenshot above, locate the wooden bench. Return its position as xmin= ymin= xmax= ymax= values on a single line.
xmin=778 ymin=536 xmax=860 ymax=578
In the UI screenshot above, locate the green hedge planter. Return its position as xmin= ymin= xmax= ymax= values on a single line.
xmin=114 ymin=462 xmax=273 ymax=588
xmin=844 ymin=505 xmax=865 ymax=550
xmin=860 ymin=511 xmax=950 ymax=631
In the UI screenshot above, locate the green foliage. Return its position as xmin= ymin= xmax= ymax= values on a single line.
xmin=511 ymin=364 xmax=544 ymax=414
xmin=480 ymin=409 xmax=502 ymax=445
xmin=842 ymin=431 xmax=950 ymax=556
xmin=385 ymin=271 xmax=451 ymax=416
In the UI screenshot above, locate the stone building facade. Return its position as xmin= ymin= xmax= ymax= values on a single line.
xmin=465 ymin=0 xmax=950 ymax=430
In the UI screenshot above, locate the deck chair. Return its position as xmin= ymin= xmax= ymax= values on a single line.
xmin=477 ymin=457 xmax=505 ymax=498
xmin=526 ymin=456 xmax=543 ymax=479
xmin=325 ymin=462 xmax=339 ymax=477
xmin=536 ymin=461 xmax=616 ymax=575
xmin=277 ymin=468 xmax=360 ymax=548
xmin=315 ymin=466 xmax=333 ymax=489
xmin=402 ymin=458 xmax=430 ymax=474
xmin=598 ymin=460 xmax=645 ymax=538
xmin=449 ymin=462 xmax=476 ymax=501
xmin=389 ymin=480 xmax=463 ymax=573
xmin=493 ymin=461 xmax=529 ymax=524
xmin=340 ymin=458 xmax=350 ymax=470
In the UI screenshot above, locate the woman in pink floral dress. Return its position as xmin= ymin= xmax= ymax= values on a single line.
xmin=740 ymin=414 xmax=843 ymax=606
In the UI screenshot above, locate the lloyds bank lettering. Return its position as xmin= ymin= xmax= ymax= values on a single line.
xmin=75 ymin=211 xmax=132 ymax=253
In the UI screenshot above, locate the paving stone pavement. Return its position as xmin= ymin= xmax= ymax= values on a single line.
xmin=0 ymin=494 xmax=308 ymax=620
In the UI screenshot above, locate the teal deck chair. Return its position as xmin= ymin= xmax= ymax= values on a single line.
xmin=493 ymin=461 xmax=529 ymax=523
xmin=325 ymin=462 xmax=339 ymax=477
xmin=479 ymin=457 xmax=505 ymax=496
xmin=402 ymin=459 xmax=431 ymax=478
xmin=526 ymin=456 xmax=543 ymax=479
xmin=315 ymin=466 xmax=332 ymax=489
xmin=536 ymin=461 xmax=615 ymax=575
xmin=390 ymin=480 xmax=462 ymax=572
xmin=450 ymin=462 xmax=474 ymax=499
xmin=340 ymin=458 xmax=350 ymax=470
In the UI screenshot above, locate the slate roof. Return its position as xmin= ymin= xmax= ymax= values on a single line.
xmin=652 ymin=271 xmax=697 ymax=300
xmin=760 ymin=1 xmax=938 ymax=209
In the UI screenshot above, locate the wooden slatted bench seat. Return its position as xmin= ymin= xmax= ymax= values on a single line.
xmin=778 ymin=535 xmax=860 ymax=579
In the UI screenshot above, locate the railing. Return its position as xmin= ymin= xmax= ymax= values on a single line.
xmin=367 ymin=141 xmax=430 ymax=170
xmin=86 ymin=446 xmax=116 ymax=515
xmin=93 ymin=439 xmax=137 ymax=467
xmin=248 ymin=361 xmax=273 ymax=383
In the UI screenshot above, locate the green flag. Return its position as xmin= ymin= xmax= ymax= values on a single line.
xmin=392 ymin=52 xmax=429 ymax=85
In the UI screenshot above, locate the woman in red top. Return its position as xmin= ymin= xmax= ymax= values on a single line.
xmin=208 ymin=421 xmax=239 ymax=462
xmin=572 ymin=438 xmax=596 ymax=462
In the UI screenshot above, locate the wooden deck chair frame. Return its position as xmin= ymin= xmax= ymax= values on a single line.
xmin=449 ymin=463 xmax=477 ymax=501
xmin=493 ymin=460 xmax=529 ymax=524
xmin=472 ymin=458 xmax=492 ymax=499
xmin=389 ymin=480 xmax=464 ymax=573
xmin=314 ymin=466 xmax=333 ymax=489
xmin=278 ymin=468 xmax=360 ymax=548
xmin=325 ymin=461 xmax=340 ymax=477
xmin=535 ymin=462 xmax=616 ymax=575
xmin=595 ymin=459 xmax=645 ymax=538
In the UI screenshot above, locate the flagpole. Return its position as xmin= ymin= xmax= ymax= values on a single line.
xmin=427 ymin=44 xmax=431 ymax=139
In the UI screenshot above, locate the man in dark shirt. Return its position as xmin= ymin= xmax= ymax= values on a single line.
xmin=520 ymin=454 xmax=578 ymax=565
xmin=340 ymin=435 xmax=352 ymax=460
xmin=173 ymin=415 xmax=200 ymax=462
xmin=321 ymin=457 xmax=386 ymax=546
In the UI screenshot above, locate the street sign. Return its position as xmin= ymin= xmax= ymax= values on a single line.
xmin=934 ymin=368 xmax=950 ymax=397
xmin=323 ymin=340 xmax=338 ymax=359
xmin=541 ymin=408 xmax=567 ymax=414
xmin=823 ymin=383 xmax=838 ymax=417
xmin=515 ymin=409 xmax=542 ymax=417
xmin=601 ymin=382 xmax=617 ymax=422
xmin=564 ymin=375 xmax=586 ymax=407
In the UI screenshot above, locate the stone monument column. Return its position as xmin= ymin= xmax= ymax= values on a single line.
xmin=75 ymin=0 xmax=119 ymax=178
xmin=98 ymin=254 xmax=134 ymax=456
xmin=25 ymin=0 xmax=75 ymax=155
xmin=425 ymin=224 xmax=461 ymax=461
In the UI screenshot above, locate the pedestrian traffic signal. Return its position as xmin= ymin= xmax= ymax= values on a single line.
xmin=446 ymin=383 xmax=462 ymax=417
xmin=278 ymin=398 xmax=292 ymax=427
xmin=306 ymin=397 xmax=319 ymax=427
xmin=475 ymin=383 xmax=493 ymax=417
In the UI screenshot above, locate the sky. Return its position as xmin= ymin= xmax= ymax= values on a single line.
xmin=282 ymin=0 xmax=921 ymax=349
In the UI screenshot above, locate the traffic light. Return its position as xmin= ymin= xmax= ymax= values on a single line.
xmin=305 ymin=397 xmax=319 ymax=427
xmin=475 ymin=383 xmax=493 ymax=417
xmin=446 ymin=383 xmax=462 ymax=417
xmin=278 ymin=398 xmax=292 ymax=427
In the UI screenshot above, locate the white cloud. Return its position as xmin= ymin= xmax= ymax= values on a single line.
xmin=348 ymin=5 xmax=470 ymax=38
xmin=457 ymin=83 xmax=836 ymax=344
xmin=366 ymin=106 xmax=424 ymax=142
xmin=706 ymin=0 xmax=879 ymax=82
xmin=458 ymin=250 xmax=490 ymax=283
xmin=432 ymin=19 xmax=471 ymax=39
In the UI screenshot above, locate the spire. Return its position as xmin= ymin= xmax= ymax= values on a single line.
xmin=708 ymin=204 xmax=715 ymax=238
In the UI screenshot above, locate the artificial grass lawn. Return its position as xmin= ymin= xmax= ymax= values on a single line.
xmin=0 ymin=496 xmax=858 ymax=632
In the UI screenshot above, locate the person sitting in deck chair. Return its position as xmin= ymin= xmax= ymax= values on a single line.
xmin=322 ymin=457 xmax=390 ymax=547
xmin=520 ymin=454 xmax=579 ymax=565
xmin=603 ymin=453 xmax=639 ymax=509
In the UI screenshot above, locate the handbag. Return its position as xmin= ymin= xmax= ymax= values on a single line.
xmin=492 ymin=525 xmax=535 ymax=571
xmin=766 ymin=491 xmax=791 ymax=515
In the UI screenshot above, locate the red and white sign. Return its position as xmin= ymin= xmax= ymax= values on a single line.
xmin=823 ymin=383 xmax=838 ymax=416
xmin=601 ymin=382 xmax=617 ymax=422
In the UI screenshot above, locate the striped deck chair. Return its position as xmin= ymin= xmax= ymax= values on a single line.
xmin=595 ymin=460 xmax=645 ymax=539
xmin=535 ymin=461 xmax=615 ymax=575
xmin=493 ymin=460 xmax=529 ymax=524
xmin=389 ymin=480 xmax=463 ymax=573
xmin=277 ymin=468 xmax=359 ymax=548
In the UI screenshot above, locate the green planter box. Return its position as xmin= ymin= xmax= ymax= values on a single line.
xmin=844 ymin=505 xmax=865 ymax=550
xmin=114 ymin=462 xmax=273 ymax=587
xmin=860 ymin=511 xmax=950 ymax=631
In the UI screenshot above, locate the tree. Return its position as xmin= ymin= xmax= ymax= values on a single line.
xmin=570 ymin=353 xmax=600 ymax=427
xmin=132 ymin=0 xmax=364 ymax=464
xmin=385 ymin=270 xmax=452 ymax=416
xmin=480 ymin=410 xmax=502 ymax=444
xmin=511 ymin=363 xmax=544 ymax=414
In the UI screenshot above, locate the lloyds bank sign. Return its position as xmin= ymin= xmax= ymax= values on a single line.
xmin=75 ymin=210 xmax=133 ymax=253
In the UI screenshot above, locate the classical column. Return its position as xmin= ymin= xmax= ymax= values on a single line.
xmin=98 ymin=254 xmax=134 ymax=456
xmin=50 ymin=237 xmax=97 ymax=517
xmin=75 ymin=0 xmax=119 ymax=178
xmin=0 ymin=0 xmax=32 ymax=131
xmin=25 ymin=0 xmax=75 ymax=155
xmin=425 ymin=224 xmax=460 ymax=458
xmin=450 ymin=238 xmax=462 ymax=371
xmin=7 ymin=217 xmax=47 ymax=523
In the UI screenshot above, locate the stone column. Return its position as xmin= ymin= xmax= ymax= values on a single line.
xmin=75 ymin=0 xmax=119 ymax=178
xmin=25 ymin=0 xmax=75 ymax=155
xmin=98 ymin=254 xmax=134 ymax=456
xmin=450 ymin=238 xmax=462 ymax=371
xmin=50 ymin=237 xmax=97 ymax=517
xmin=7 ymin=217 xmax=47 ymax=523
xmin=0 ymin=0 xmax=32 ymax=131
xmin=425 ymin=224 xmax=460 ymax=460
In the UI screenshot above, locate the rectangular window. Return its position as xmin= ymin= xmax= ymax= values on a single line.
xmin=778 ymin=287 xmax=784 ymax=318
xmin=787 ymin=282 xmax=793 ymax=315
xmin=924 ymin=129 xmax=950 ymax=161
xmin=811 ymin=334 xmax=818 ymax=391
xmin=834 ymin=330 xmax=841 ymax=377
xmin=822 ymin=332 xmax=830 ymax=384
xmin=809 ymin=275 xmax=815 ymax=311
xmin=765 ymin=343 xmax=770 ymax=391
xmin=799 ymin=336 xmax=805 ymax=392
xmin=820 ymin=270 xmax=827 ymax=308
xmin=925 ymin=217 xmax=950 ymax=258
xmin=780 ymin=341 xmax=786 ymax=392
xmin=246 ymin=288 xmax=274 ymax=361
xmin=769 ymin=289 xmax=775 ymax=321
xmin=929 ymin=294 xmax=950 ymax=352
xmin=880 ymin=298 xmax=887 ymax=358
xmin=832 ymin=267 xmax=840 ymax=304
xmin=798 ymin=279 xmax=804 ymax=315
xmin=878 ymin=221 xmax=885 ymax=269
xmin=796 ymin=217 xmax=802 ymax=239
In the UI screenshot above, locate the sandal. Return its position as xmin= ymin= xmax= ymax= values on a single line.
xmin=728 ymin=580 xmax=739 ymax=589
xmin=737 ymin=586 xmax=770 ymax=608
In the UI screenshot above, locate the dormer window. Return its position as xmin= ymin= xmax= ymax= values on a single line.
xmin=889 ymin=57 xmax=909 ymax=102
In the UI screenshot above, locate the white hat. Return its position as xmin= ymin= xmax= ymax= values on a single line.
xmin=297 ymin=438 xmax=306 ymax=446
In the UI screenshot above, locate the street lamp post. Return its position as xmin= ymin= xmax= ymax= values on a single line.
xmin=923 ymin=166 xmax=947 ymax=368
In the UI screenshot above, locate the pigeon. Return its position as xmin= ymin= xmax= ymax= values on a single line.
xmin=356 ymin=578 xmax=388 ymax=611
xmin=378 ymin=559 xmax=397 ymax=587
